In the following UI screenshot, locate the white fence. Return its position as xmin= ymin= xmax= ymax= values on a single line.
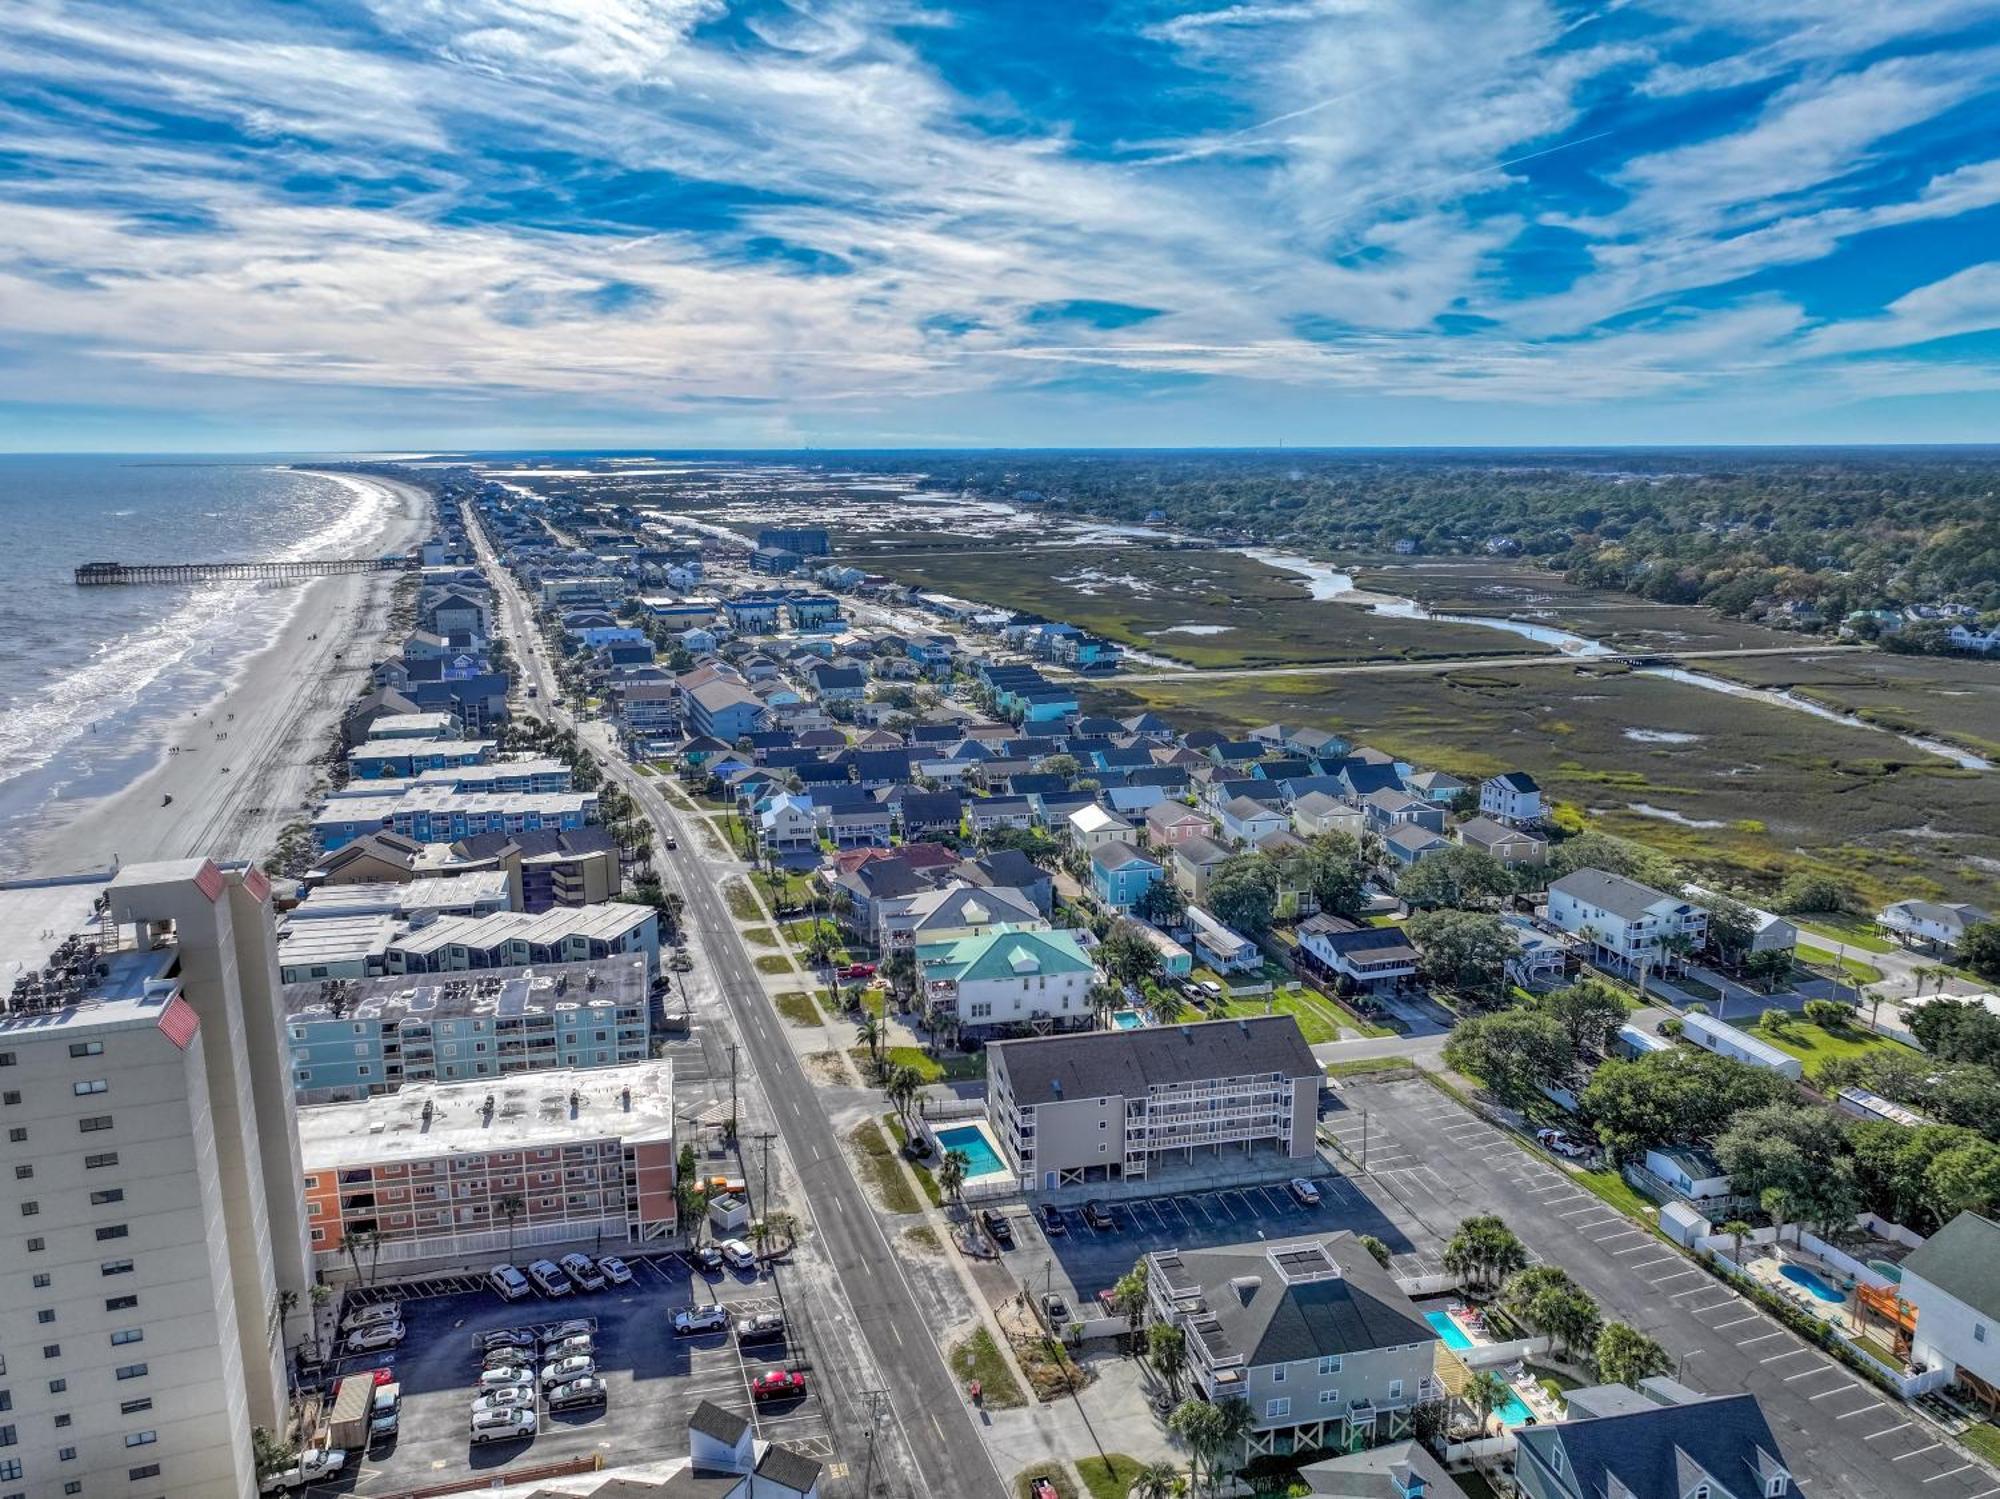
xmin=922 ymin=1096 xmax=989 ymax=1124
xmin=1461 ymin=1335 xmax=1552 ymax=1368
xmin=1443 ymin=1432 xmax=1514 ymax=1465
xmin=1859 ymin=1212 xmax=1927 ymax=1249
xmin=1396 ymin=1273 xmax=1457 ymax=1296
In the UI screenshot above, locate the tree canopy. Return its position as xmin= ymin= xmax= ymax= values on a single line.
xmin=1580 ymin=1048 xmax=1793 ymax=1160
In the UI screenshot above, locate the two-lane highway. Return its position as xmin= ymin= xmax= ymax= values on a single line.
xmin=466 ymin=501 xmax=1006 ymax=1499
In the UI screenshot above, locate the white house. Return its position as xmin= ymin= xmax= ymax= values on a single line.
xmin=1185 ymin=905 xmax=1260 ymax=972
xmin=1879 ymin=899 xmax=1991 ymax=952
xmin=1680 ymin=1011 xmax=1803 ymax=1080
xmin=1546 ymin=868 xmax=1708 ymax=972
xmin=1479 ymin=771 xmax=1545 ymax=826
xmin=1949 ymin=623 xmax=2000 ymax=653
xmin=758 ymin=792 xmax=817 ymax=853
xmin=1642 ymin=1145 xmax=1735 ymax=1207
xmin=916 ymin=924 xmax=1098 ymax=1034
xmin=1068 ymin=803 xmax=1136 ymax=852
xmin=1902 ymin=1211 xmax=2000 ymax=1407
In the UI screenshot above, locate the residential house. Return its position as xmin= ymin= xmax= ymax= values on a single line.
xmin=1146 ymin=802 xmax=1215 ymax=849
xmin=1300 ymin=1444 xmax=1465 ymax=1499
xmin=1102 ymin=782 xmax=1169 ymax=818
xmin=1680 ymin=1012 xmax=1803 ymax=1079
xmin=890 ymin=788 xmax=963 ymax=839
xmin=1479 ymin=771 xmax=1545 ymax=826
xmin=1902 ymin=1211 xmax=2000 ymax=1410
xmin=1404 ymin=769 xmax=1466 ymax=805
xmin=826 ymin=805 xmax=893 ymax=849
xmin=1454 ymin=815 xmax=1549 ymax=868
xmin=1092 ymin=842 xmax=1164 ymax=914
xmin=758 ymin=792 xmax=818 ymax=853
xmin=1382 ymin=824 xmax=1449 ymax=866
xmin=1296 ymin=915 xmax=1419 ymax=993
xmin=1640 ymin=1145 xmax=1742 ymax=1213
xmin=986 ymin=1015 xmax=1322 ymax=1189
xmin=1515 ymin=1383 xmax=1798 ymax=1499
xmin=1219 ymin=794 xmax=1290 ymax=848
xmin=1171 ymin=834 xmax=1236 ymax=904
xmin=686 ymin=678 xmax=769 ymax=742
xmin=1361 ymin=789 xmax=1446 ymax=837
xmin=1879 ymin=899 xmax=1992 ymax=952
xmin=968 ymin=795 xmax=1035 ymax=835
xmin=1684 ymin=885 xmax=1798 ymax=955
xmin=1144 ymin=1234 xmax=1442 ymax=1461
xmin=887 ymin=883 xmax=1044 ymax=951
xmin=962 ymin=848 xmax=1054 ymax=918
xmin=310 ymin=830 xmax=425 ymax=886
xmin=1500 ymin=912 xmax=1567 ymax=986
xmin=787 ymin=594 xmax=841 ymax=629
xmin=1290 ymin=791 xmax=1366 ymax=842
xmin=917 ymin=924 xmax=1097 ymax=1034
xmin=1068 ymin=803 xmax=1136 ymax=852
xmin=806 ymin=663 xmax=866 ymax=701
xmin=1186 ymin=905 xmax=1260 ymax=972
xmin=1547 ymin=869 xmax=1709 ymax=972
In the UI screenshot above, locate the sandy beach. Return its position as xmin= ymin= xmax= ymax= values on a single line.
xmin=34 ymin=472 xmax=434 ymax=874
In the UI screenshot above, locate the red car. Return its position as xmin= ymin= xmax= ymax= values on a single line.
xmin=369 ymin=1367 xmax=397 ymax=1387
xmin=838 ymin=962 xmax=877 ymax=980
xmin=1030 ymin=1479 xmax=1059 ymax=1499
xmin=751 ymin=1370 xmax=807 ymax=1402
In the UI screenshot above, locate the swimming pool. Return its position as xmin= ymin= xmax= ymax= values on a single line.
xmin=1870 ymin=1259 xmax=1903 ymax=1284
xmin=1495 ymin=1394 xmax=1534 ymax=1428
xmin=1425 ymin=1311 xmax=1474 ymax=1351
xmin=1781 ymin=1264 xmax=1846 ymax=1303
xmin=1112 ymin=1009 xmax=1145 ymax=1030
xmin=934 ymin=1124 xmax=1007 ymax=1180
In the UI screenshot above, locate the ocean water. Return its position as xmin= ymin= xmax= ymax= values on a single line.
xmin=0 ymin=456 xmax=395 ymax=870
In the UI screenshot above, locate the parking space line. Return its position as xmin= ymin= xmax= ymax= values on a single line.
xmin=1866 ymin=1422 xmax=1913 ymax=1441
xmin=1781 ymin=1363 xmax=1840 ymax=1382
xmin=1737 ymin=1330 xmax=1785 ymax=1345
xmin=1760 ymin=1347 xmax=1812 ymax=1363
xmin=1706 ymin=1313 xmax=1759 ymax=1329
xmin=1923 ymin=1465 xmax=1976 ymax=1484
xmin=1892 ymin=1443 xmax=1943 ymax=1461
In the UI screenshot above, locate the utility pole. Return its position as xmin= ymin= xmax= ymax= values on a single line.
xmin=726 ymin=1043 xmax=740 ymax=1139
xmin=860 ymin=1387 xmax=888 ymax=1496
xmin=1360 ymin=1107 xmax=1369 ymax=1172
xmin=751 ymin=1130 xmax=777 ymax=1217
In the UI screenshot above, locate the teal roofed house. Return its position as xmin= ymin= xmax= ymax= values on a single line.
xmin=917 ymin=923 xmax=1098 ymax=1036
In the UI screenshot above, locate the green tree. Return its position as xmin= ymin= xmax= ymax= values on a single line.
xmin=1295 ymin=831 xmax=1368 ymax=919
xmin=1410 ymin=909 xmax=1515 ymax=1000
xmin=1207 ymin=854 xmax=1278 ymax=936
xmin=1720 ymin=1218 xmax=1754 ymax=1267
xmin=1963 ymin=922 xmax=2000 ymax=982
xmin=1442 ymin=1010 xmax=1573 ymax=1103
xmin=881 ymin=949 xmax=917 ymax=1001
xmin=1147 ymin=1322 xmax=1188 ymax=1402
xmin=1715 ymin=1103 xmax=1858 ymax=1232
xmin=1133 ymin=1459 xmax=1184 ymax=1499
xmin=1581 ymin=1048 xmax=1793 ymax=1161
xmin=1443 ymin=1214 xmax=1527 ymax=1291
xmin=937 ymin=1148 xmax=969 ymax=1208
xmin=1168 ymin=1397 xmax=1228 ymax=1496
xmin=675 ymin=1141 xmax=710 ymax=1237
xmin=1698 ymin=894 xmax=1759 ymax=965
xmin=1358 ymin=1234 xmax=1392 ymax=1269
xmin=1136 ymin=877 xmax=1188 ymax=926
xmin=884 ymin=1064 xmax=925 ymax=1133
xmin=1113 ymin=1259 xmax=1150 ymax=1340
xmin=252 ymin=1427 xmax=299 ymax=1479
xmin=1911 ymin=997 xmax=2000 ymax=1067
xmin=1548 ymin=831 xmax=1678 ymax=891
xmin=1539 ymin=979 xmax=1628 ymax=1058
xmin=495 ymin=1193 xmax=525 ymax=1262
xmin=1594 ymin=1322 xmax=1672 ymax=1387
xmin=1396 ymin=846 xmax=1513 ymax=910
xmin=1467 ymin=1369 xmax=1511 ymax=1430
xmin=1926 ymin=1138 xmax=2000 ymax=1220
xmin=1099 ymin=921 xmax=1164 ymax=987
xmin=1776 ymin=871 xmax=1851 ymax=915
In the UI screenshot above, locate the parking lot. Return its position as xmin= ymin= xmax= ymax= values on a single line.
xmin=989 ymin=1172 xmax=1421 ymax=1318
xmin=316 ymin=1252 xmax=836 ymax=1495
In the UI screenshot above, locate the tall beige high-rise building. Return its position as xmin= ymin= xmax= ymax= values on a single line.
xmin=0 ymin=859 xmax=312 ymax=1499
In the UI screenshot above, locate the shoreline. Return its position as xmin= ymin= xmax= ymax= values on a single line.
xmin=29 ymin=472 xmax=434 ymax=874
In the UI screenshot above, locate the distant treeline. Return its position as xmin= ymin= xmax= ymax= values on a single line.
xmin=905 ymin=449 xmax=2000 ymax=635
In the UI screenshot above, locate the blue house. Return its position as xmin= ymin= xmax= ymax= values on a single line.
xmin=788 ymin=594 xmax=842 ymax=629
xmin=723 ymin=593 xmax=787 ymax=632
xmin=1091 ymin=841 xmax=1164 ymax=914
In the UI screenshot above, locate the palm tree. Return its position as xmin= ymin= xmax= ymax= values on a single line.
xmin=1720 ymin=1218 xmax=1753 ymax=1269
xmin=343 ymin=1227 xmax=381 ymax=1288
xmin=937 ymin=1148 xmax=969 ymax=1210
xmin=1468 ymin=1369 xmax=1510 ymax=1432
xmin=1132 ymin=1460 xmax=1182 ymax=1499
xmin=1210 ymin=1398 xmax=1255 ymax=1493
xmin=495 ymin=1194 xmax=525 ymax=1262
xmin=1148 ymin=1322 xmax=1187 ymax=1402
xmin=1089 ymin=981 xmax=1122 ymax=1031
xmin=884 ymin=1064 xmax=924 ymax=1133
xmin=1168 ymin=1399 xmax=1227 ymax=1496
xmin=1762 ymin=1187 xmax=1795 ymax=1260
xmin=856 ymin=1014 xmax=884 ymax=1077
xmin=1152 ymin=986 xmax=1188 ymax=1025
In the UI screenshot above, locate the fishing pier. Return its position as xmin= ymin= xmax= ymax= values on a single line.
xmin=74 ymin=556 xmax=417 ymax=586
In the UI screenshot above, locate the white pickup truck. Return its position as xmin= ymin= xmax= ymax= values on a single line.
xmin=259 ymin=1447 xmax=346 ymax=1493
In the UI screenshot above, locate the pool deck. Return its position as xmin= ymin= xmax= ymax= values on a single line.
xmin=1746 ymin=1248 xmax=1862 ymax=1335
xmin=933 ymin=1119 xmax=1012 ymax=1184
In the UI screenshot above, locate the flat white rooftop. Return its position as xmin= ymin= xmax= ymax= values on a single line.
xmin=297 ymin=1060 xmax=675 ymax=1167
xmin=283 ymin=954 xmax=649 ymax=1024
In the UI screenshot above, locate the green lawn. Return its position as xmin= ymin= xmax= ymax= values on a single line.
xmin=856 ymin=1045 xmax=984 ymax=1084
xmin=1794 ymin=913 xmax=1895 ymax=954
xmin=723 ymin=881 xmax=763 ymax=922
xmin=1959 ymin=1422 xmax=2000 ymax=1467
xmin=1325 ymin=1057 xmax=1417 ymax=1080
xmin=1074 ymin=1455 xmax=1145 ymax=1499
xmin=1796 ymin=945 xmax=1885 ymax=985
xmin=1760 ymin=1020 xmax=1907 ymax=1079
xmin=849 ymin=1121 xmax=922 ymax=1215
xmin=1575 ymin=1168 xmax=1658 ymax=1223
xmin=741 ymin=926 xmax=779 ymax=948
xmin=948 ymin=1327 xmax=1026 ymax=1411
xmin=754 ymin=954 xmax=796 ymax=976
xmin=882 ymin=1115 xmax=944 ymax=1206
xmin=772 ymin=991 xmax=823 ymax=1027
xmin=1206 ymin=985 xmax=1349 ymax=1045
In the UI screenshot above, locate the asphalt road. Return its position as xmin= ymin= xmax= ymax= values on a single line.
xmin=468 ymin=505 xmax=1006 ymax=1499
xmin=1326 ymin=1074 xmax=2000 ymax=1499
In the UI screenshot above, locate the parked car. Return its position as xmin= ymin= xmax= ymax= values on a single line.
xmin=259 ymin=1448 xmax=346 ymax=1493
xmin=526 ymin=1259 xmax=573 ymax=1297
xmin=480 ymin=1327 xmax=537 ymax=1352
xmin=469 ymin=1408 xmax=537 ymax=1445
xmin=340 ymin=1301 xmax=403 ymax=1333
xmin=720 ymin=1238 xmax=757 ymax=1271
xmin=344 ymin=1321 xmax=404 ymax=1354
xmin=481 ymin=1346 xmax=534 ymax=1371
xmin=369 ymin=1384 xmax=401 ymax=1448
xmin=1030 ymin=1477 xmax=1059 ymax=1499
xmin=692 ymin=1245 xmax=725 ymax=1273
xmin=547 ymin=1376 xmax=609 ymax=1412
xmin=736 ymin=1310 xmax=785 ymax=1343
xmin=598 ymin=1255 xmax=634 ymax=1287
xmin=539 ymin=1355 xmax=596 ymax=1388
xmin=750 ymin=1370 xmax=807 ymax=1402
xmin=1199 ymin=980 xmax=1223 ymax=997
xmin=1083 ymin=1201 xmax=1117 ymax=1232
xmin=471 ymin=1387 xmax=535 ymax=1417
xmin=980 ymin=1208 xmax=1013 ymax=1247
xmin=475 ymin=1366 xmax=535 ymax=1394
xmin=488 ymin=1264 xmax=532 ymax=1301
xmin=1037 ymin=1202 xmax=1066 ymax=1235
xmin=1040 ymin=1293 xmax=1070 ymax=1327
xmin=543 ymin=1334 xmax=594 ymax=1361
xmin=674 ymin=1304 xmax=730 ymax=1335
xmin=838 ymin=961 xmax=877 ymax=979
xmin=1536 ymin=1128 xmax=1590 ymax=1159
xmin=1288 ymin=1177 xmax=1322 ymax=1207
xmin=560 ymin=1252 xmax=607 ymax=1291
xmin=901 ymin=1134 xmax=934 ymax=1162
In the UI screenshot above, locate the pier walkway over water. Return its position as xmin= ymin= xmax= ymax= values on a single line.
xmin=75 ymin=556 xmax=416 ymax=586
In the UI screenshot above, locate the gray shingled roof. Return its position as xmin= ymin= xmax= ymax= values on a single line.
xmin=1549 ymin=867 xmax=1678 ymax=921
xmin=1515 ymin=1391 xmax=1792 ymax=1499
xmin=1168 ymin=1234 xmax=1434 ymax=1366
xmin=687 ymin=1399 xmax=750 ymax=1445
xmin=1903 ymin=1211 xmax=2000 ymax=1320
xmin=753 ymin=1445 xmax=825 ymax=1494
xmin=992 ymin=1015 xmax=1319 ymax=1105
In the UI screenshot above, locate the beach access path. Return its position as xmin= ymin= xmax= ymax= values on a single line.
xmin=39 ymin=471 xmax=432 ymax=873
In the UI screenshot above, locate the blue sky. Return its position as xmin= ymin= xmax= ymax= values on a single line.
xmin=2 ymin=0 xmax=1999 ymax=449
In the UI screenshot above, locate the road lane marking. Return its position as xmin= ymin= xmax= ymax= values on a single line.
xmin=1891 ymin=1443 xmax=1943 ymax=1461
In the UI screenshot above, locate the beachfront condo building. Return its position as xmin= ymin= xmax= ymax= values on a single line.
xmin=298 ymin=1062 xmax=678 ymax=1276
xmin=0 ymin=860 xmax=314 ymax=1499
xmin=984 ymin=1016 xmax=1321 ymax=1192
xmin=281 ymin=956 xmax=652 ymax=1103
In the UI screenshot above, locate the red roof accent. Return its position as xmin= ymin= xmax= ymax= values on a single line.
xmin=156 ymin=995 xmax=200 ymax=1051
xmin=192 ymin=861 xmax=225 ymax=903
xmin=243 ymin=866 xmax=272 ymax=904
